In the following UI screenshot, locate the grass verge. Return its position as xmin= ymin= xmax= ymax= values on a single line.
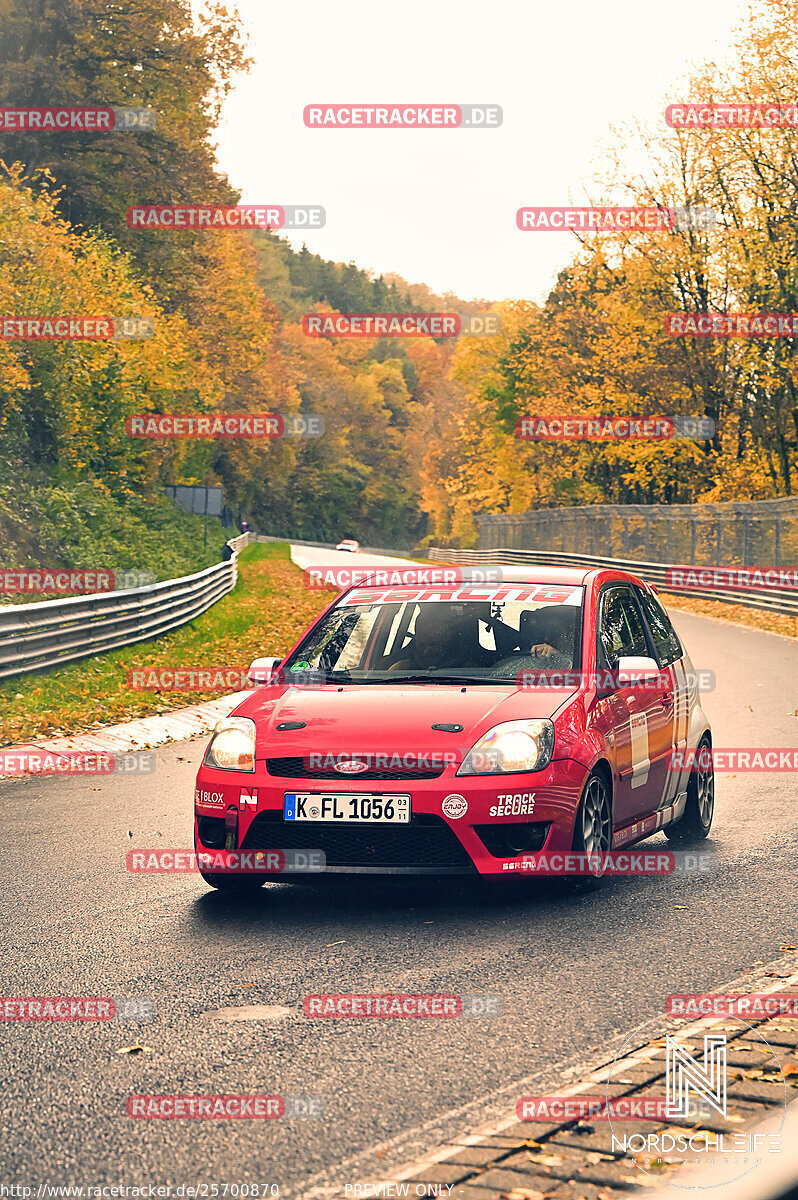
xmin=0 ymin=543 xmax=332 ymax=746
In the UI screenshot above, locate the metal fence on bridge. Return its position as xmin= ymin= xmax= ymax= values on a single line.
xmin=476 ymin=497 xmax=798 ymax=566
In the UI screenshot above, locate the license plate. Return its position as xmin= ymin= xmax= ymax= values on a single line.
xmin=283 ymin=792 xmax=411 ymax=823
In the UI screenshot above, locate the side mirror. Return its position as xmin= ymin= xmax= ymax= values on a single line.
xmin=615 ymin=655 xmax=661 ymax=687
xmin=247 ymin=656 xmax=283 ymax=685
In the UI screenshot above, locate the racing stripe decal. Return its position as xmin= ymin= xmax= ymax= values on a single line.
xmin=673 ymin=658 xmax=690 ymax=799
xmin=657 ymin=663 xmax=676 ymax=809
xmin=629 ymin=711 xmax=650 ymax=788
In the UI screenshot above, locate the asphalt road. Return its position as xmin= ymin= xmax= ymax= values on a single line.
xmin=3 ymin=549 xmax=797 ymax=1194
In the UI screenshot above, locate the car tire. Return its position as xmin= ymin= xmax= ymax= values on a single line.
xmin=567 ymin=769 xmax=613 ymax=891
xmin=199 ymin=871 xmax=265 ymax=891
xmin=663 ymin=736 xmax=714 ymax=842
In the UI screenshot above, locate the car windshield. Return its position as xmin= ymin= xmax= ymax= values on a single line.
xmin=280 ymin=582 xmax=584 ymax=683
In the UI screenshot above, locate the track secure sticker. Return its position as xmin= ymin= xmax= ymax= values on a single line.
xmin=442 ymin=794 xmax=468 ymax=819
xmin=490 ymin=792 xmax=535 ymax=817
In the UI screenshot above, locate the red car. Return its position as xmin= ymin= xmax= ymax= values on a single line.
xmin=193 ymin=567 xmax=713 ymax=889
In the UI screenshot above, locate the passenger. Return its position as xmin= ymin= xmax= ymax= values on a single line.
xmin=522 ymin=606 xmax=577 ymax=666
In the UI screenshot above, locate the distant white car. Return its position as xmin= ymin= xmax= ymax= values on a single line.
xmin=335 ymin=539 xmax=360 ymax=553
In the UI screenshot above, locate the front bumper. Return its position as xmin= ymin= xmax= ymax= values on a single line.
xmin=194 ymin=757 xmax=589 ymax=877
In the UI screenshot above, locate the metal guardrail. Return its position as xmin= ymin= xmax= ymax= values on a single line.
xmin=0 ymin=532 xmax=254 ymax=682
xmin=428 ymin=546 xmax=798 ymax=618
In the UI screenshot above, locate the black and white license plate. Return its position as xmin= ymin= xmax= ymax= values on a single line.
xmin=283 ymin=792 xmax=411 ymax=823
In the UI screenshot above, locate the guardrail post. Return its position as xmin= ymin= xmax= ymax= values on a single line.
xmin=775 ymin=518 xmax=782 ymax=567
xmin=742 ymin=516 xmax=750 ymax=566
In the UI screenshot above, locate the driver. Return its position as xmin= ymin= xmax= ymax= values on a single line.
xmin=390 ymin=604 xmax=490 ymax=671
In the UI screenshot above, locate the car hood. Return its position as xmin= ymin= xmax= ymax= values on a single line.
xmin=235 ymin=683 xmax=577 ymax=759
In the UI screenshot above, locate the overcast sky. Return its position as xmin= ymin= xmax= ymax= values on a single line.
xmin=214 ymin=0 xmax=751 ymax=303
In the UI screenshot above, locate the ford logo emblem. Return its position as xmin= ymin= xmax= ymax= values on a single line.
xmin=334 ymin=760 xmax=369 ymax=774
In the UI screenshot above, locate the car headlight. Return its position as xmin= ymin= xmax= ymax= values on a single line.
xmin=457 ymin=719 xmax=555 ymax=776
xmin=203 ymin=717 xmax=256 ymax=772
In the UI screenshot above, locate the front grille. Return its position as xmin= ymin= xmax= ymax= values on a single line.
xmin=241 ymin=811 xmax=475 ymax=871
xmin=265 ymin=756 xmax=445 ymax=780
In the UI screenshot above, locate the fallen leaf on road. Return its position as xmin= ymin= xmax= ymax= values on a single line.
xmin=673 ymin=905 xmax=690 ymax=909
xmin=209 ymin=1005 xmax=292 ymax=1022
xmin=780 ymin=945 xmax=796 ymax=951
xmin=116 ymin=1044 xmax=152 ymax=1055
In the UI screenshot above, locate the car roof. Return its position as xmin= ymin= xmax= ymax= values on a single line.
xmin=338 ymin=564 xmax=648 ymax=589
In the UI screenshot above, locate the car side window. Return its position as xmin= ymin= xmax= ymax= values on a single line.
xmin=598 ymin=587 xmax=649 ymax=667
xmin=636 ymin=588 xmax=683 ymax=665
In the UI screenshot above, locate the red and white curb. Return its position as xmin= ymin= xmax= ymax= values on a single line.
xmin=0 ymin=689 xmax=253 ymax=774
